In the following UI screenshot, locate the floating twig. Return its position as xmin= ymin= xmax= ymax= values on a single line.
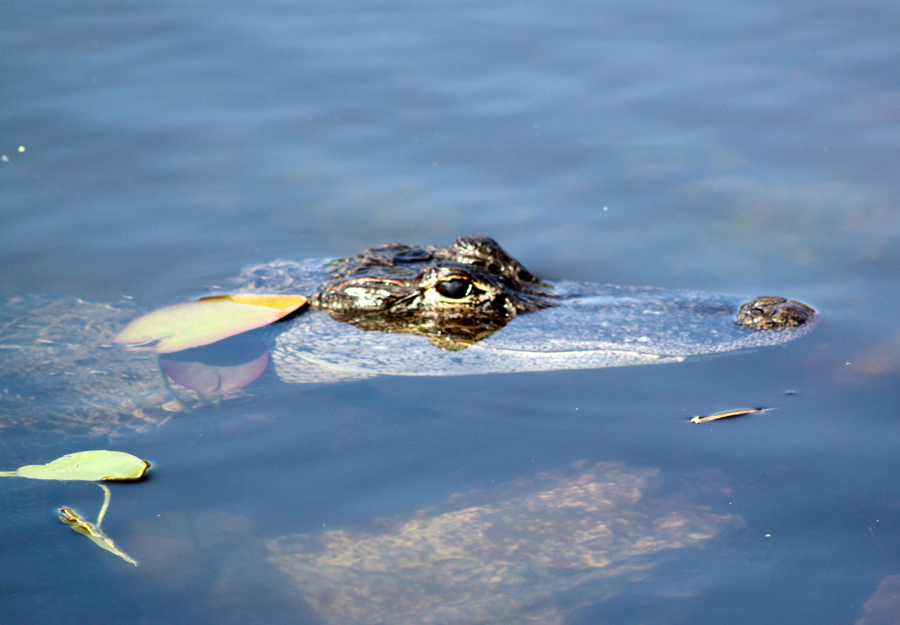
xmin=690 ymin=407 xmax=773 ymax=424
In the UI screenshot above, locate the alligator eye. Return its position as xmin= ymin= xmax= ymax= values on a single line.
xmin=435 ymin=279 xmax=472 ymax=299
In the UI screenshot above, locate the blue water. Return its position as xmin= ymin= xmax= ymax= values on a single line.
xmin=2 ymin=0 xmax=900 ymax=623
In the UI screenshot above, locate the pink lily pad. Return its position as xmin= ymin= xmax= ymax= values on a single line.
xmin=160 ymin=351 xmax=270 ymax=394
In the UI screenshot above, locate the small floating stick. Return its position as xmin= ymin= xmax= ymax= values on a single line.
xmin=690 ymin=407 xmax=773 ymax=424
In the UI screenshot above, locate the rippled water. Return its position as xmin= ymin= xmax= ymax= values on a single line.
xmin=2 ymin=1 xmax=900 ymax=623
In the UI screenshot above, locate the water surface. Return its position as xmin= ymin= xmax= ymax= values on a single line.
xmin=2 ymin=1 xmax=900 ymax=623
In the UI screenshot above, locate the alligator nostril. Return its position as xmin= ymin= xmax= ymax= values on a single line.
xmin=735 ymin=296 xmax=816 ymax=330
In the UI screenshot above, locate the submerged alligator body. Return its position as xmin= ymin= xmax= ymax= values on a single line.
xmin=0 ymin=235 xmax=817 ymax=433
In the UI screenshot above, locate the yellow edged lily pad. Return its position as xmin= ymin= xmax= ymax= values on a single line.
xmin=113 ymin=294 xmax=308 ymax=354
xmin=13 ymin=450 xmax=151 ymax=481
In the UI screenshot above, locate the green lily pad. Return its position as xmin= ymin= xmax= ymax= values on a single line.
xmin=13 ymin=450 xmax=150 ymax=482
xmin=113 ymin=293 xmax=308 ymax=354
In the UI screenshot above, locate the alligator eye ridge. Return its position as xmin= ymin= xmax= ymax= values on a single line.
xmin=435 ymin=279 xmax=472 ymax=299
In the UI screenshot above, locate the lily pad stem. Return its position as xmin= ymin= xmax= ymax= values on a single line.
xmin=96 ymin=483 xmax=111 ymax=527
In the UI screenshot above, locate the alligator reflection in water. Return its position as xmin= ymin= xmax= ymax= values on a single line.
xmin=268 ymin=461 xmax=736 ymax=625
